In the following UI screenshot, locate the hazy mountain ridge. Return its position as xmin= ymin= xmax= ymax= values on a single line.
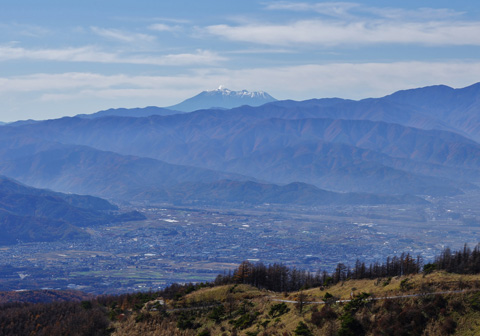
xmin=0 ymin=140 xmax=430 ymax=205
xmin=384 ymin=82 xmax=480 ymax=141
xmin=0 ymin=83 xmax=479 ymax=203
xmin=0 ymin=142 xmax=254 ymax=200
xmin=2 ymin=115 xmax=477 ymax=197
xmin=219 ymin=142 xmax=474 ymax=195
xmin=129 ymin=179 xmax=428 ymax=206
xmin=267 ymin=82 xmax=480 ymax=141
xmin=0 ymin=176 xmax=145 ymax=245
xmin=76 ymin=106 xmax=182 ymax=119
xmin=268 ymin=98 xmax=456 ymax=133
xmin=0 ymin=176 xmax=116 ymax=212
xmin=5 ymin=112 xmax=477 ymax=168
xmin=0 ymin=210 xmax=87 ymax=245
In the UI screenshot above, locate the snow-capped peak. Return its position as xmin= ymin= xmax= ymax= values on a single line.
xmin=209 ymin=87 xmax=269 ymax=98
xmin=212 ymin=85 xmax=232 ymax=94
xmin=167 ymin=87 xmax=277 ymax=112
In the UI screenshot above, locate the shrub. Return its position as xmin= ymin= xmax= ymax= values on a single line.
xmin=441 ymin=317 xmax=457 ymax=335
xmin=198 ymin=329 xmax=211 ymax=336
xmin=338 ymin=312 xmax=364 ymax=336
xmin=400 ymin=278 xmax=413 ymax=292
xmin=208 ymin=305 xmax=225 ymax=323
xmin=230 ymin=312 xmax=259 ymax=329
xmin=269 ymin=303 xmax=290 ymax=318
xmin=177 ymin=312 xmax=200 ymax=330
xmin=294 ymin=321 xmax=313 ymax=336
xmin=311 ymin=305 xmax=338 ymax=327
xmin=423 ymin=263 xmax=436 ymax=275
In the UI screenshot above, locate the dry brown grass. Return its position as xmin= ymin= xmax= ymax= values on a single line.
xmin=185 ymin=284 xmax=266 ymax=304
xmin=113 ymin=271 xmax=480 ymax=336
xmin=284 ymin=271 xmax=480 ymax=303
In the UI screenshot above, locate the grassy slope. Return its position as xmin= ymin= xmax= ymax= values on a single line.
xmin=110 ymin=272 xmax=480 ymax=336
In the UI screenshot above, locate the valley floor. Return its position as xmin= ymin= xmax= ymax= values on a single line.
xmin=1 ymin=191 xmax=479 ymax=294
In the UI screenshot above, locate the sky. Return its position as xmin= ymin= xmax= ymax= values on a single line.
xmin=1 ymin=0 xmax=480 ymax=122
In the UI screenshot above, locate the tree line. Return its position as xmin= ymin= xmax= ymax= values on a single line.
xmin=1 ymin=244 xmax=479 ymax=335
xmin=433 ymin=243 xmax=480 ymax=274
xmin=0 ymin=301 xmax=109 ymax=336
xmin=214 ymin=244 xmax=480 ymax=292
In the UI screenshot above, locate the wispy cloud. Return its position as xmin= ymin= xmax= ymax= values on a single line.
xmin=0 ymin=45 xmax=117 ymax=63
xmin=113 ymin=16 xmax=191 ymax=25
xmin=0 ymin=72 xmax=215 ymax=110
xmin=0 ymin=73 xmax=125 ymax=93
xmin=0 ymin=72 xmax=222 ymax=100
xmin=226 ymin=48 xmax=295 ymax=54
xmin=90 ymin=27 xmax=156 ymax=43
xmin=158 ymin=50 xmax=225 ymax=65
xmin=189 ymin=61 xmax=480 ymax=101
xmin=148 ymin=23 xmax=182 ymax=32
xmin=2 ymin=61 xmax=480 ymax=100
xmin=0 ymin=23 xmax=51 ymax=37
xmin=0 ymin=45 xmax=225 ymax=66
xmin=265 ymin=2 xmax=463 ymax=20
xmin=206 ymin=19 xmax=480 ymax=47
xmin=207 ymin=2 xmax=479 ymax=47
xmin=366 ymin=7 xmax=463 ymax=21
xmin=265 ymin=2 xmax=360 ymax=18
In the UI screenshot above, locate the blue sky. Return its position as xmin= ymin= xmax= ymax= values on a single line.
xmin=1 ymin=0 xmax=480 ymax=121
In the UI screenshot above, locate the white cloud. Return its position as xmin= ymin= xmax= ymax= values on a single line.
xmin=265 ymin=2 xmax=463 ymax=20
xmin=0 ymin=72 xmax=224 ymax=104
xmin=176 ymin=62 xmax=479 ymax=102
xmin=367 ymin=7 xmax=463 ymax=21
xmin=0 ymin=45 xmax=117 ymax=63
xmin=1 ymin=61 xmax=479 ymax=100
xmin=0 ymin=23 xmax=50 ymax=37
xmin=205 ymin=18 xmax=480 ymax=47
xmin=148 ymin=23 xmax=182 ymax=32
xmin=223 ymin=62 xmax=480 ymax=99
xmin=158 ymin=50 xmax=225 ymax=65
xmin=207 ymin=2 xmax=478 ymax=47
xmin=226 ymin=48 xmax=295 ymax=54
xmin=265 ymin=2 xmax=360 ymax=18
xmin=0 ymin=45 xmax=225 ymax=66
xmin=41 ymin=88 xmax=166 ymax=102
xmin=91 ymin=27 xmax=156 ymax=43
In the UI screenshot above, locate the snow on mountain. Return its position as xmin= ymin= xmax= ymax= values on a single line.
xmin=167 ymin=86 xmax=277 ymax=112
xmin=208 ymin=86 xmax=273 ymax=98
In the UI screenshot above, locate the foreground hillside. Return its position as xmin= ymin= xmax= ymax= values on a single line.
xmin=111 ymin=273 xmax=480 ymax=336
xmin=3 ymin=242 xmax=480 ymax=336
xmin=2 ymin=271 xmax=480 ymax=336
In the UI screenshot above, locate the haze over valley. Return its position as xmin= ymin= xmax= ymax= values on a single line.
xmin=1 ymin=83 xmax=479 ymax=293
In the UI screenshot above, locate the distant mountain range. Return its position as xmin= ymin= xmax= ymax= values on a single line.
xmin=76 ymin=106 xmax=180 ymax=119
xmin=137 ymin=179 xmax=428 ymax=206
xmin=0 ymin=140 xmax=253 ymax=199
xmin=0 ymin=176 xmax=145 ymax=245
xmin=0 ymin=83 xmax=479 ymax=211
xmin=72 ymin=87 xmax=277 ymax=119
